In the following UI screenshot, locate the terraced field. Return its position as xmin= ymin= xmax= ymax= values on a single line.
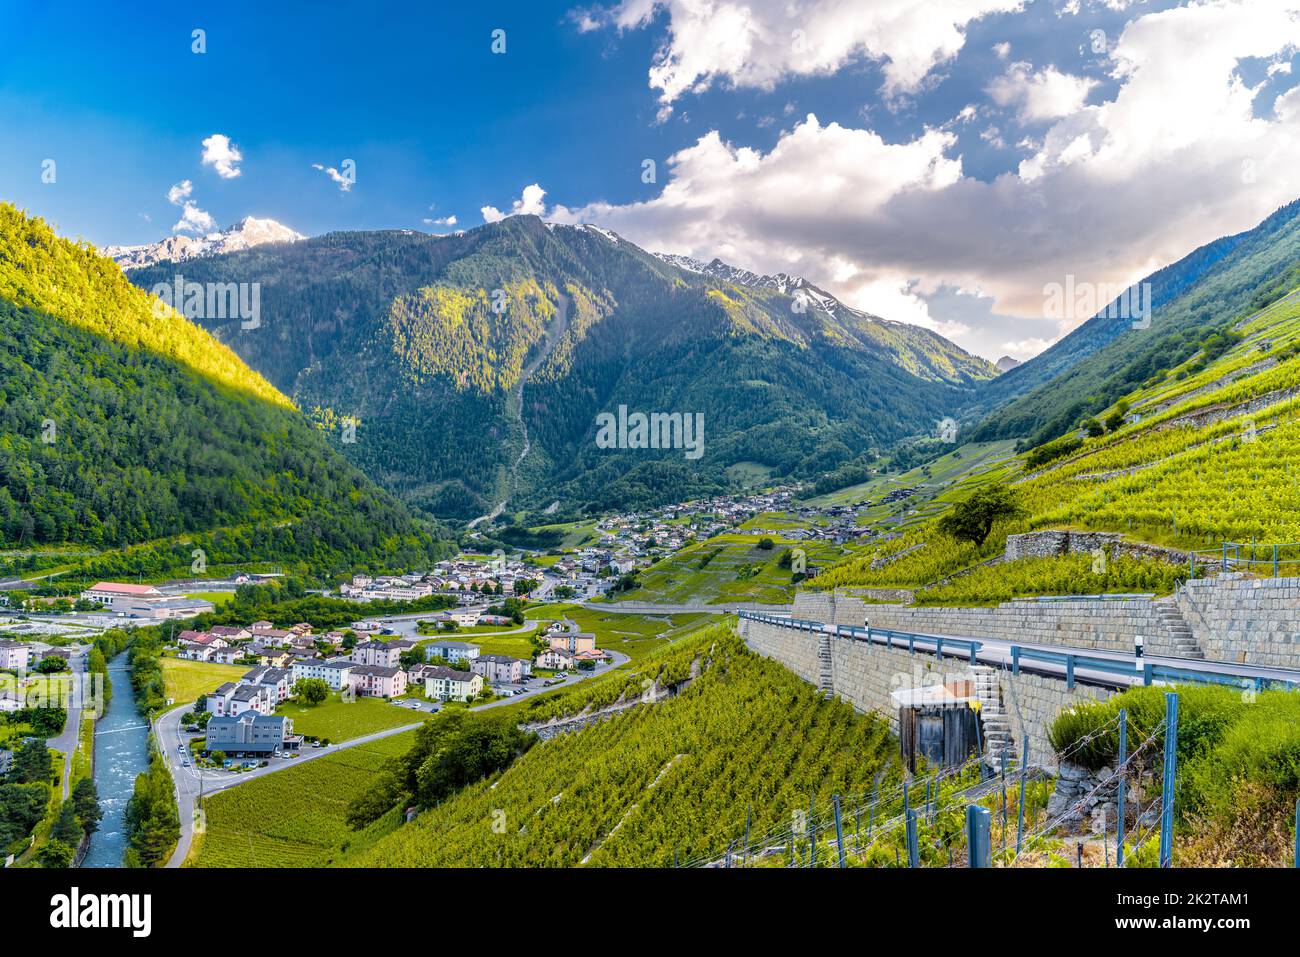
xmin=188 ymin=732 xmax=416 ymax=867
xmin=612 ymin=533 xmax=858 ymax=605
xmin=815 ymin=287 xmax=1300 ymax=590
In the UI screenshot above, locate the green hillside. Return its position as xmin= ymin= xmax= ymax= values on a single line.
xmin=128 ymin=217 xmax=994 ymax=521
xmin=968 ymin=198 xmax=1300 ymax=446
xmin=333 ymin=625 xmax=898 ymax=867
xmin=0 ymin=204 xmax=448 ymax=581
xmin=815 ymin=279 xmax=1300 ymax=594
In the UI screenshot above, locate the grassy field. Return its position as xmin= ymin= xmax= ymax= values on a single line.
xmin=0 ymin=673 xmax=75 ymax=708
xmin=188 ymin=731 xmax=417 ymax=867
xmin=183 ymin=591 xmax=236 ymax=606
xmin=274 ymin=693 xmax=419 ymax=743
xmin=160 ymin=658 xmax=247 ymax=706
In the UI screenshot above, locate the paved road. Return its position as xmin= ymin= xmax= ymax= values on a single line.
xmin=745 ymin=613 xmax=1300 ymax=689
xmin=43 ymin=648 xmax=87 ymax=800
xmin=160 ymin=644 xmax=629 ymax=867
xmin=583 ymin=600 xmax=792 ymax=615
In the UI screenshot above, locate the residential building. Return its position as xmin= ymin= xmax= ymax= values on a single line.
xmin=420 ymin=666 xmax=482 ymax=702
xmin=291 ymin=659 xmax=354 ymax=691
xmin=242 ymin=667 xmax=293 ymax=704
xmin=549 ymin=632 xmax=597 ymax=655
xmin=351 ymin=639 xmax=415 ymax=668
xmin=536 ymin=648 xmax=578 ymax=671
xmin=346 ymin=664 xmax=407 ymax=698
xmin=424 ymin=640 xmax=480 ymax=665
xmin=207 ymin=682 xmax=273 ymax=717
xmin=0 ymin=640 xmax=31 ymax=671
xmin=472 ymin=654 xmax=531 ymax=684
xmin=208 ymin=625 xmax=251 ymax=641
xmin=205 ymin=712 xmax=299 ymax=756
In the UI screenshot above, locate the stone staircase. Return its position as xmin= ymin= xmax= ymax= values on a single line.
xmin=1156 ymin=597 xmax=1203 ymax=658
xmin=972 ymin=666 xmax=1015 ymax=773
xmin=817 ymin=634 xmax=834 ymax=699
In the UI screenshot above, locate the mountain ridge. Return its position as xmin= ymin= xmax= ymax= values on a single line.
xmin=104 ymin=216 xmax=304 ymax=271
xmin=124 ymin=214 xmax=995 ymax=520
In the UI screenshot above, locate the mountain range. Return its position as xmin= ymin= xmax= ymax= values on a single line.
xmin=123 ymin=216 xmax=996 ymax=522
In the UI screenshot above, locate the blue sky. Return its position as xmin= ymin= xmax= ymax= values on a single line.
xmin=4 ymin=0 xmax=1300 ymax=361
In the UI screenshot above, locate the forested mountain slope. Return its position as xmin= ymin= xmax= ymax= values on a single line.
xmin=966 ymin=199 xmax=1300 ymax=445
xmin=817 ymin=282 xmax=1300 ymax=596
xmin=0 ymin=203 xmax=446 ymax=580
xmin=128 ymin=217 xmax=995 ymax=520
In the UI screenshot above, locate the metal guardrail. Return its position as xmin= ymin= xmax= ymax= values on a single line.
xmin=739 ymin=611 xmax=1300 ymax=693
xmin=1022 ymin=593 xmax=1155 ymax=602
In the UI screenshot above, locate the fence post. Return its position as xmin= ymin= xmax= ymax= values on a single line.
xmin=1221 ymin=542 xmax=1227 ymax=572
xmin=744 ymin=806 xmax=751 ymax=866
xmin=906 ymin=809 xmax=919 ymax=868
xmin=1117 ymin=708 xmax=1127 ymax=868
xmin=1016 ymin=734 xmax=1028 ymax=855
xmin=1012 ymin=646 xmax=1021 ymax=676
xmin=1275 ymin=544 xmax=1280 ymax=578
xmin=1159 ymin=692 xmax=1180 ymax=868
xmin=966 ymin=805 xmax=991 ymax=868
xmin=1066 ymin=655 xmax=1075 ymax=690
xmin=833 ymin=795 xmax=846 ymax=868
xmin=808 ymin=795 xmax=816 ymax=868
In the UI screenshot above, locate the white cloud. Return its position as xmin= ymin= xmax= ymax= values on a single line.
xmin=312 ymin=163 xmax=354 ymax=192
xmin=423 ymin=215 xmax=458 ymax=226
xmin=482 ymin=183 xmax=548 ymax=223
xmin=584 ymin=0 xmax=1026 ymax=113
xmin=1000 ymin=336 xmax=1058 ymax=359
xmin=987 ymin=62 xmax=1097 ymax=123
xmin=166 ymin=179 xmax=215 ymax=234
xmin=166 ymin=179 xmax=194 ymax=205
xmin=201 ymin=134 xmax=243 ymax=179
xmin=547 ymin=0 xmax=1300 ymax=360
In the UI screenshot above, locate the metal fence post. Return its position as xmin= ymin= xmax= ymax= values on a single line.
xmin=1016 ymin=734 xmax=1028 ymax=855
xmin=833 ymin=795 xmax=846 ymax=868
xmin=1117 ymin=708 xmax=1127 ymax=868
xmin=808 ymin=795 xmax=816 ymax=868
xmin=906 ymin=809 xmax=919 ymax=868
xmin=966 ymin=805 xmax=991 ymax=868
xmin=1159 ymin=692 xmax=1179 ymax=868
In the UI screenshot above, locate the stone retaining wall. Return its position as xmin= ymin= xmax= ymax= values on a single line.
xmin=1180 ymin=573 xmax=1300 ymax=667
xmin=741 ymin=617 xmax=1115 ymax=767
xmin=795 ymin=591 xmax=1178 ymax=656
xmin=1004 ymin=530 xmax=1191 ymax=566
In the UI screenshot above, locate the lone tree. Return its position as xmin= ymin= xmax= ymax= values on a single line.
xmin=291 ymin=678 xmax=329 ymax=706
xmin=937 ymin=485 xmax=1025 ymax=547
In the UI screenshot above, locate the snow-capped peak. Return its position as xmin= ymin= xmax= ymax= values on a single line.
xmin=103 ymin=217 xmax=305 ymax=271
xmin=651 ymin=250 xmax=874 ymax=322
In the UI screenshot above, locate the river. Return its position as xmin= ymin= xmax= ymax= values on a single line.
xmin=81 ymin=655 xmax=150 ymax=867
